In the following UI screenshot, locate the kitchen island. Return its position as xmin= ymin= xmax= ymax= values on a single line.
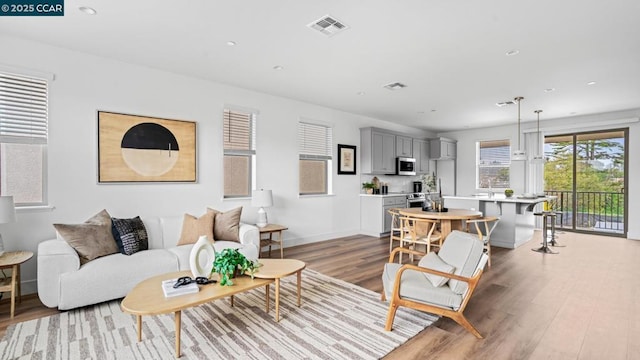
xmin=443 ymin=194 xmax=554 ymax=249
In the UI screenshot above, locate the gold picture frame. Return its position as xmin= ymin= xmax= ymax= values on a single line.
xmin=98 ymin=111 xmax=196 ymax=183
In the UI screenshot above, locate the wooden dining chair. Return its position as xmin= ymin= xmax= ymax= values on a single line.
xmin=388 ymin=208 xmax=406 ymax=255
xmin=399 ymin=216 xmax=442 ymax=262
xmin=465 ymin=216 xmax=500 ymax=268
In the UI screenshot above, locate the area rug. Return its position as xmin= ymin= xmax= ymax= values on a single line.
xmin=0 ymin=269 xmax=437 ymax=359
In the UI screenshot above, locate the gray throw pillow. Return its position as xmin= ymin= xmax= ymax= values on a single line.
xmin=54 ymin=209 xmax=118 ymax=264
xmin=111 ymin=216 xmax=148 ymax=255
xmin=417 ymin=252 xmax=456 ymax=287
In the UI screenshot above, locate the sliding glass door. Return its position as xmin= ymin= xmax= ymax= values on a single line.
xmin=544 ymin=129 xmax=627 ymax=236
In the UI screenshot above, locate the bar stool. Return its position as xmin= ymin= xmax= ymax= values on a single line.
xmin=532 ymin=211 xmax=558 ymax=254
xmin=546 ymin=199 xmax=566 ymax=239
xmin=547 ymin=213 xmax=565 ymax=247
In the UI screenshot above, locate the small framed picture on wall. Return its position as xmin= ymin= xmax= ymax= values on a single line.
xmin=337 ymin=144 xmax=357 ymax=175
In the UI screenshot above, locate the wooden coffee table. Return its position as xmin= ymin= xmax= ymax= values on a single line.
xmin=121 ymin=259 xmax=307 ymax=358
xmin=251 ymin=258 xmax=306 ymax=322
xmin=121 ymin=271 xmax=272 ymax=358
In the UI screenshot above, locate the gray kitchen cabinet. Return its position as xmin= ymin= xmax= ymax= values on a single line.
xmin=396 ymin=135 xmax=413 ymax=157
xmin=360 ymin=195 xmax=406 ymax=237
xmin=412 ymin=139 xmax=431 ymax=174
xmin=429 ymin=137 xmax=457 ymax=160
xmin=361 ymin=127 xmax=397 ymax=174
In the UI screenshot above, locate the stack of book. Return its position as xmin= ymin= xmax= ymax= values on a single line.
xmin=162 ymin=278 xmax=199 ymax=298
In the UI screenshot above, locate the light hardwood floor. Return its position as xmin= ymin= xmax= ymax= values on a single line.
xmin=2 ymin=231 xmax=639 ymax=359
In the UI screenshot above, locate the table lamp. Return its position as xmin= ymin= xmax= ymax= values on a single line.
xmin=0 ymin=196 xmax=17 ymax=256
xmin=252 ymin=189 xmax=273 ymax=228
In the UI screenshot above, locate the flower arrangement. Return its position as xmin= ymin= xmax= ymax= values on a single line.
xmin=421 ymin=172 xmax=437 ymax=193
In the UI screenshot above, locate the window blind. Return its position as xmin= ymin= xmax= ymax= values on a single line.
xmin=479 ymin=140 xmax=510 ymax=166
xmin=223 ymin=109 xmax=256 ymax=154
xmin=0 ymin=72 xmax=48 ymax=144
xmin=298 ymin=122 xmax=332 ymax=160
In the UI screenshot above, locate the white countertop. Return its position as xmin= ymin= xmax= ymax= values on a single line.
xmin=359 ymin=192 xmax=410 ymax=198
xmin=443 ymin=194 xmax=555 ymax=204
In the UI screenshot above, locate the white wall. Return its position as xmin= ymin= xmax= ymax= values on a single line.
xmin=439 ymin=109 xmax=640 ymax=240
xmin=0 ymin=35 xmax=430 ymax=294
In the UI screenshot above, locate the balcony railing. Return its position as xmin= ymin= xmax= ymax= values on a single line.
xmin=544 ymin=190 xmax=625 ymax=234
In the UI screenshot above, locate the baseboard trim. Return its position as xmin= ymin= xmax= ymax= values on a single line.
xmin=283 ymin=229 xmax=361 ymax=248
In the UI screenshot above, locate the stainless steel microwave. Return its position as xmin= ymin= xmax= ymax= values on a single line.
xmin=396 ymin=157 xmax=416 ymax=175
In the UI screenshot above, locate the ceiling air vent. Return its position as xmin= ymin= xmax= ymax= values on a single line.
xmin=383 ymin=82 xmax=407 ymax=91
xmin=307 ymin=15 xmax=349 ymax=37
xmin=496 ymin=100 xmax=517 ymax=107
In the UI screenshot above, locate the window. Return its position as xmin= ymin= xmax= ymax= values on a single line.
xmin=298 ymin=121 xmax=332 ymax=195
xmin=0 ymin=71 xmax=48 ymax=206
xmin=477 ymin=139 xmax=510 ymax=189
xmin=223 ymin=107 xmax=256 ymax=198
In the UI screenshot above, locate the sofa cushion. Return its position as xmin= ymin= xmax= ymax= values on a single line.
xmin=57 ymin=249 xmax=179 ymax=310
xmin=418 ymin=252 xmax=456 ymax=287
xmin=177 ymin=212 xmax=215 ymax=246
xmin=111 ymin=216 xmax=149 ymax=255
xmin=382 ymin=263 xmax=463 ymax=310
xmin=53 ymin=209 xmax=118 ymax=264
xmin=438 ymin=230 xmax=484 ymax=295
xmin=208 ymin=207 xmax=242 ymax=242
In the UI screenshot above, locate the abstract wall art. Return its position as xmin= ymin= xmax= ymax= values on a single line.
xmin=98 ymin=111 xmax=196 ymax=182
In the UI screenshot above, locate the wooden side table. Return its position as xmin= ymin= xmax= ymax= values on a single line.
xmin=0 ymin=250 xmax=34 ymax=318
xmin=258 ymin=224 xmax=288 ymax=259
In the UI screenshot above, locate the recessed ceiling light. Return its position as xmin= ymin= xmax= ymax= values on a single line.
xmin=505 ymin=49 xmax=520 ymax=56
xmin=431 ymin=109 xmax=437 ymax=112
xmin=569 ymin=112 xmax=577 ymax=115
xmin=357 ymin=91 xmax=366 ymax=96
xmin=587 ymin=81 xmax=597 ymax=85
xmin=226 ymin=41 xmax=237 ymax=46
xmin=79 ymin=6 xmax=97 ymax=15
xmin=273 ymin=65 xmax=283 ymax=71
xmin=417 ymin=111 xmax=425 ymax=114
xmin=544 ymin=88 xmax=556 ymax=93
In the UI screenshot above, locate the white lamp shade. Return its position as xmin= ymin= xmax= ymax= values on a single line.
xmin=0 ymin=196 xmax=16 ymax=224
xmin=252 ymin=189 xmax=273 ymax=208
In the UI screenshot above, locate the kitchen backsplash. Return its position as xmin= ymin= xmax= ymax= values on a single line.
xmin=359 ymin=174 xmax=422 ymax=193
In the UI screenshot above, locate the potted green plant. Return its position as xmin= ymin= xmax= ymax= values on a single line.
xmin=212 ymin=248 xmax=260 ymax=286
xmin=362 ymin=182 xmax=375 ymax=194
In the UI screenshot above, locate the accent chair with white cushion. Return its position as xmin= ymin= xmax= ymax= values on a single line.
xmin=381 ymin=230 xmax=488 ymax=338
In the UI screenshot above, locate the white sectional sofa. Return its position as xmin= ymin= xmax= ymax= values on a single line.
xmin=37 ymin=215 xmax=260 ymax=310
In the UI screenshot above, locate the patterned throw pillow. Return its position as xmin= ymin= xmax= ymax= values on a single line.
xmin=111 ymin=217 xmax=148 ymax=255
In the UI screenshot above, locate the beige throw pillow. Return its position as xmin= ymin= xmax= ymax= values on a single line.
xmin=207 ymin=207 xmax=242 ymax=242
xmin=54 ymin=209 xmax=119 ymax=264
xmin=177 ymin=212 xmax=215 ymax=246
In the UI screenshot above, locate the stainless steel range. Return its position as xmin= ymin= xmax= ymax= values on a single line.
xmin=406 ymin=193 xmax=426 ymax=208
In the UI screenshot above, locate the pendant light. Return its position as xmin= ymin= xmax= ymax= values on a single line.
xmin=511 ymin=96 xmax=526 ymax=161
xmin=530 ymin=110 xmax=545 ymax=164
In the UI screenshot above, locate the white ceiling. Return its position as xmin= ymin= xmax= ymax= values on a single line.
xmin=2 ymin=0 xmax=639 ymax=131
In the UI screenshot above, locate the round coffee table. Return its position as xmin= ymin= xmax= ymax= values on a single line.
xmin=252 ymin=258 xmax=306 ymax=322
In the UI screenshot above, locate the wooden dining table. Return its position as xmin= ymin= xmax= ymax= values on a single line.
xmin=398 ymin=208 xmax=482 ymax=239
